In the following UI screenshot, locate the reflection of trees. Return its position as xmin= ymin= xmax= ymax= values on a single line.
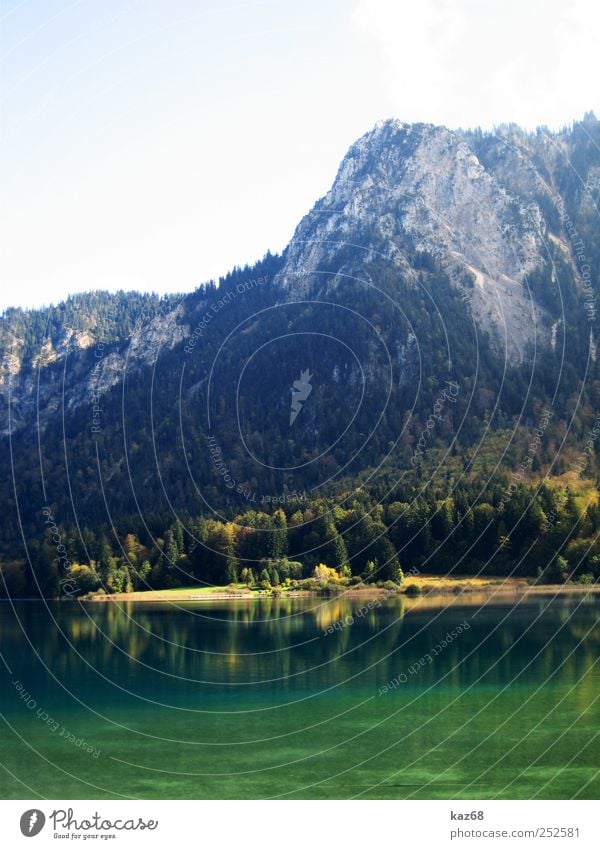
xmin=2 ymin=599 xmax=598 ymax=711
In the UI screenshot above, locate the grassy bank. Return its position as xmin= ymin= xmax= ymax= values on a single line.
xmin=84 ymin=575 xmax=599 ymax=602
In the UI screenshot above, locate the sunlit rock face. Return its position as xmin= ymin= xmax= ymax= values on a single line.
xmin=275 ymin=119 xmax=596 ymax=364
xmin=2 ymin=116 xmax=599 ymax=437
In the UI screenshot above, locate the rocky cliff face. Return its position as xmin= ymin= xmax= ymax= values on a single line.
xmin=1 ymin=117 xmax=599 ymax=437
xmin=274 ymin=119 xmax=595 ymax=363
xmin=0 ymin=298 xmax=188 ymax=436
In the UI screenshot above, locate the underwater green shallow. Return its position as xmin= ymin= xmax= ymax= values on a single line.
xmin=0 ymin=594 xmax=598 ymax=799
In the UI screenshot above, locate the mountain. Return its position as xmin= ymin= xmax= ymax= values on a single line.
xmin=0 ymin=290 xmax=183 ymax=436
xmin=2 ymin=115 xmax=600 ymax=596
xmin=282 ymin=116 xmax=600 ymax=357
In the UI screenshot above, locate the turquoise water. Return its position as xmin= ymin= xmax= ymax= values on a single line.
xmin=0 ymin=594 xmax=598 ymax=799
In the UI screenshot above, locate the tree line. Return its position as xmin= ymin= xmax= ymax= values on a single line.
xmin=2 ymin=477 xmax=599 ymax=598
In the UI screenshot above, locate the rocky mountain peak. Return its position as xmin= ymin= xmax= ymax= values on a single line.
xmin=275 ymin=119 xmax=558 ymax=363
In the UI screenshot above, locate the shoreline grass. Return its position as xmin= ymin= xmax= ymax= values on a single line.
xmin=84 ymin=575 xmax=600 ymax=602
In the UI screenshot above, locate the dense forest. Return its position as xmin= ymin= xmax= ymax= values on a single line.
xmin=2 ymin=117 xmax=600 ymax=597
xmin=3 ymin=468 xmax=600 ymax=598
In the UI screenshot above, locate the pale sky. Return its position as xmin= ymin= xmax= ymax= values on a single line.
xmin=1 ymin=0 xmax=599 ymax=311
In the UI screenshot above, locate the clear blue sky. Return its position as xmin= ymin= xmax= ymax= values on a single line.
xmin=1 ymin=0 xmax=598 ymax=311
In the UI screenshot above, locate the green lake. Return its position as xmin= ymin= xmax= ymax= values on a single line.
xmin=0 ymin=593 xmax=598 ymax=799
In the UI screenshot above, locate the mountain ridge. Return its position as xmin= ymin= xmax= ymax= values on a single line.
xmin=1 ymin=115 xmax=600 ymax=596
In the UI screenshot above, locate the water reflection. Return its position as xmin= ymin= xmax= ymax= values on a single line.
xmin=1 ymin=595 xmax=599 ymax=800
xmin=1 ymin=595 xmax=598 ymax=706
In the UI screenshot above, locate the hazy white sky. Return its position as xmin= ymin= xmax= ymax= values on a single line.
xmin=1 ymin=0 xmax=599 ymax=311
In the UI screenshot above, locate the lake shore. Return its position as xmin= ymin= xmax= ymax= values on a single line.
xmin=84 ymin=575 xmax=600 ymax=602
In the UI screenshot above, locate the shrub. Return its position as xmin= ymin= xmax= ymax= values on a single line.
xmin=313 ymin=564 xmax=341 ymax=584
xmin=576 ymin=573 xmax=595 ymax=584
xmin=66 ymin=564 xmax=101 ymax=596
xmin=321 ymin=580 xmax=343 ymax=596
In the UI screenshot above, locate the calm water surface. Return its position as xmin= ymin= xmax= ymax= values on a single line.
xmin=0 ymin=594 xmax=598 ymax=799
